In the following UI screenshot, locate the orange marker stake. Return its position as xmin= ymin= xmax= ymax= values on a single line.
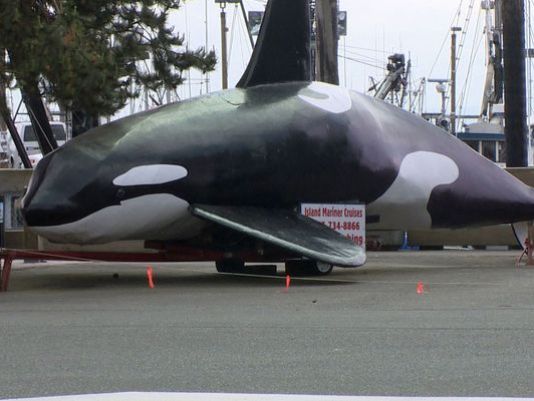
xmin=285 ymin=275 xmax=291 ymax=290
xmin=416 ymin=281 xmax=424 ymax=295
xmin=147 ymin=266 xmax=155 ymax=289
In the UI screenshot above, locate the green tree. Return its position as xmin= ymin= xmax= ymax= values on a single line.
xmin=0 ymin=0 xmax=216 ymax=148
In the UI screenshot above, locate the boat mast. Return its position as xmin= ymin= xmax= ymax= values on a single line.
xmin=450 ymin=26 xmax=461 ymax=135
xmin=480 ymin=0 xmax=504 ymax=122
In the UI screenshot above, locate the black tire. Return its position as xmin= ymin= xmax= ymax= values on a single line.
xmin=215 ymin=259 xmax=246 ymax=273
xmin=285 ymin=260 xmax=334 ymax=277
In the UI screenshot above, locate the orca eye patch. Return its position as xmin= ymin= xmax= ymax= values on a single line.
xmin=113 ymin=164 xmax=188 ymax=187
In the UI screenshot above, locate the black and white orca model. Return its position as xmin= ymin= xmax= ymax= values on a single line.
xmin=22 ymin=0 xmax=534 ymax=268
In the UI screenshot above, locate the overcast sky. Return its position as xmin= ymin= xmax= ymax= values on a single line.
xmin=161 ymin=0 xmax=492 ymax=118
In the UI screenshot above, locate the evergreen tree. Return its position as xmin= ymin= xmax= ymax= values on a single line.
xmin=0 ymin=0 xmax=216 ymax=143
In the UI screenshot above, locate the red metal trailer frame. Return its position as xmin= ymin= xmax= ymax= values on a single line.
xmin=0 ymin=246 xmax=290 ymax=292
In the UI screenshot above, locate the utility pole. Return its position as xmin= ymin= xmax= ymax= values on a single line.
xmin=310 ymin=0 xmax=316 ymax=81
xmin=315 ymin=0 xmax=339 ymax=84
xmin=220 ymin=3 xmax=229 ymax=89
xmin=205 ymin=0 xmax=211 ymax=93
xmin=450 ymin=27 xmax=461 ymax=136
xmin=502 ymin=0 xmax=528 ymax=167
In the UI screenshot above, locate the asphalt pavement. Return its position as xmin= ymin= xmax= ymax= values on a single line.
xmin=2 ymin=251 xmax=534 ymax=399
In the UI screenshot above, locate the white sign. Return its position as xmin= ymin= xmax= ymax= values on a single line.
xmin=301 ymin=203 xmax=365 ymax=248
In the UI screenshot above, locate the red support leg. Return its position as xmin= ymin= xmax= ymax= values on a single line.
xmin=1 ymin=254 xmax=13 ymax=292
xmin=528 ymin=223 xmax=534 ymax=266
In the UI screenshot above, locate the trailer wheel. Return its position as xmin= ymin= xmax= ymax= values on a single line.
xmin=314 ymin=261 xmax=334 ymax=275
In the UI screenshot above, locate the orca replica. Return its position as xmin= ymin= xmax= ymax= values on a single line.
xmin=21 ymin=0 xmax=534 ymax=275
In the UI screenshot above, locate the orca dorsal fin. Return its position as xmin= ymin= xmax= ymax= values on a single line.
xmin=236 ymin=0 xmax=312 ymax=88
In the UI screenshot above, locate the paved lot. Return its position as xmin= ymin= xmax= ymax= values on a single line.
xmin=2 ymin=251 xmax=534 ymax=399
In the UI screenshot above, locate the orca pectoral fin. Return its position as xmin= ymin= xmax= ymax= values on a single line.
xmin=190 ymin=205 xmax=366 ymax=267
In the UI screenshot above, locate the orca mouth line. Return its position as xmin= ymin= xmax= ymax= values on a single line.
xmin=23 ymin=203 xmax=88 ymax=228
